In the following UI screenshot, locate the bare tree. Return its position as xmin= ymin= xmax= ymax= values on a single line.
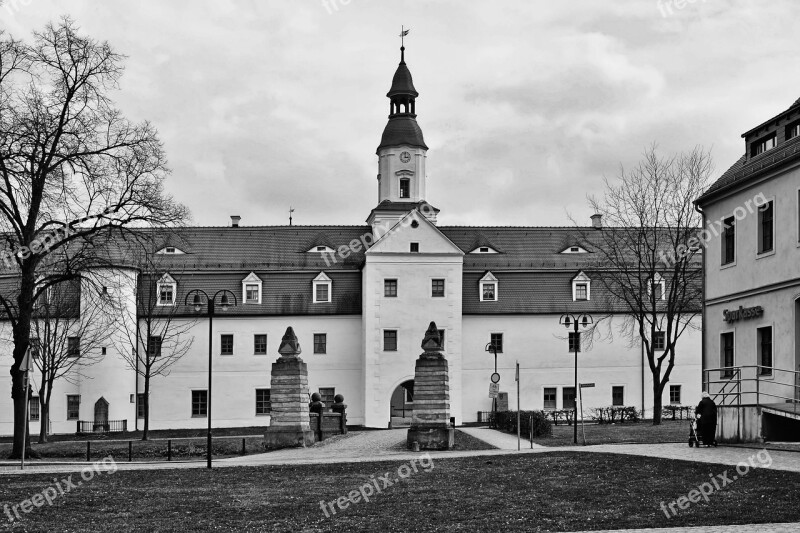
xmin=0 ymin=19 xmax=187 ymax=458
xmin=574 ymin=145 xmax=710 ymax=425
xmin=29 ymin=276 xmax=120 ymax=442
xmin=113 ymin=236 xmax=195 ymax=440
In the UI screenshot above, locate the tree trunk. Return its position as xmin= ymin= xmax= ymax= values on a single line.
xmin=142 ymin=374 xmax=150 ymax=441
xmin=9 ymin=366 xmax=27 ymax=459
xmin=39 ymin=401 xmax=49 ymax=443
xmin=652 ymin=381 xmax=664 ymax=426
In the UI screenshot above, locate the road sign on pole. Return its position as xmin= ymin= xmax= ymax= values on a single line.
xmin=580 ymin=382 xmax=595 ymax=388
xmin=489 ymin=382 xmax=499 ymax=398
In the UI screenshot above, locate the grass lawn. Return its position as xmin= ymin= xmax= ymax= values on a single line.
xmin=530 ymin=419 xmax=691 ymax=447
xmin=1 ymin=452 xmax=799 ymax=532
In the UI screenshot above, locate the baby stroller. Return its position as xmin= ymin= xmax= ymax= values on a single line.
xmin=688 ymin=418 xmax=717 ymax=447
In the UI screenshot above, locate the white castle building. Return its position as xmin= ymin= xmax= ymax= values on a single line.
xmin=0 ymin=46 xmax=702 ymax=436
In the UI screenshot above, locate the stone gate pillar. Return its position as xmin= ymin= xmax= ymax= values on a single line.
xmin=407 ymin=321 xmax=454 ymax=450
xmin=264 ymin=327 xmax=316 ymax=448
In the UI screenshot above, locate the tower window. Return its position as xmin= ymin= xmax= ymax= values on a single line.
xmin=399 ymin=178 xmax=410 ymax=199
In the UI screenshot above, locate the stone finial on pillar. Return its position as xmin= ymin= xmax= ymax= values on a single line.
xmin=407 ymin=321 xmax=454 ymax=450
xmin=264 ymin=327 xmax=315 ymax=448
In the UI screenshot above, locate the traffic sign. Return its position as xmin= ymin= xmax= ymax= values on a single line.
xmin=580 ymin=382 xmax=595 ymax=388
xmin=489 ymin=382 xmax=499 ymax=398
xmin=490 ymin=372 xmax=500 ymax=384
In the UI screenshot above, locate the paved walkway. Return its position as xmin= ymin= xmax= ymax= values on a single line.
xmin=563 ymin=525 xmax=800 ymax=533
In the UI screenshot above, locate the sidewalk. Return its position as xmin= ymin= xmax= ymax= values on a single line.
xmin=563 ymin=525 xmax=800 ymax=533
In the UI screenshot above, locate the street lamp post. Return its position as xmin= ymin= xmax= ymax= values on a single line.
xmin=185 ymin=289 xmax=237 ymax=469
xmin=559 ymin=313 xmax=593 ymax=445
xmin=485 ymin=342 xmax=500 ymax=428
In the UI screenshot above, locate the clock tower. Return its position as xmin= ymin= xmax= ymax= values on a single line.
xmin=369 ymin=44 xmax=436 ymax=231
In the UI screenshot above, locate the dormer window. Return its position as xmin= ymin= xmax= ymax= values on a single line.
xmin=561 ymin=246 xmax=589 ymax=254
xmin=648 ymin=273 xmax=666 ymax=301
xmin=470 ymin=246 xmax=499 ymax=254
xmin=156 ymin=246 xmax=185 ymax=255
xmin=572 ymin=271 xmax=591 ymax=301
xmin=307 ymin=245 xmax=334 ymax=254
xmin=751 ymin=133 xmax=777 ymax=157
xmin=313 ymin=272 xmax=332 ymax=304
xmin=241 ymin=272 xmax=262 ymax=304
xmin=479 ymin=272 xmax=498 ymax=302
xmin=400 ymin=178 xmax=410 ymax=199
xmin=156 ymin=273 xmax=176 ymax=306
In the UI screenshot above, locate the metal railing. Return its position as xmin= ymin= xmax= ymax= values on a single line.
xmin=703 ymin=365 xmax=800 ymax=415
xmin=76 ymin=420 xmax=128 ymax=434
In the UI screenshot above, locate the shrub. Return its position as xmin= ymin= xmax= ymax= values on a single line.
xmin=590 ymin=406 xmax=642 ymax=424
xmin=494 ymin=410 xmax=552 ymax=438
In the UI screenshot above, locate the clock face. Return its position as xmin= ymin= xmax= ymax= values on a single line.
xmin=400 ymin=151 xmax=411 ymax=163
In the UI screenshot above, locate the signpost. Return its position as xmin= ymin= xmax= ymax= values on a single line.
xmin=515 ymin=361 xmax=520 ymax=451
xmin=20 ymin=348 xmax=32 ymax=470
xmin=489 ymin=383 xmax=499 ymax=398
xmin=579 ymin=382 xmax=594 ymax=446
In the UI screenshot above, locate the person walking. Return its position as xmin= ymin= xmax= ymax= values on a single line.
xmin=695 ymin=391 xmax=717 ymax=447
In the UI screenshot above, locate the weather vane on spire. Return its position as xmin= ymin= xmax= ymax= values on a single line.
xmin=399 ymin=26 xmax=410 ymax=48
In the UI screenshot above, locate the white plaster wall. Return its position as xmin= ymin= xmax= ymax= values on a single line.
xmin=377 ymin=145 xmax=427 ymax=202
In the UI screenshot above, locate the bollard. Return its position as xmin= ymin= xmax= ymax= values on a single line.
xmin=412 ymin=441 xmax=420 ymax=452
xmin=86 ymin=441 xmax=91 ymax=462
xmin=241 ymin=437 xmax=246 ymax=456
xmin=167 ymin=439 xmax=172 ymax=461
xmin=129 ymin=441 xmax=133 ymax=462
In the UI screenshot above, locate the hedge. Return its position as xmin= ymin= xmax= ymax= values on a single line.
xmin=589 ymin=406 xmax=641 ymax=424
xmin=494 ymin=410 xmax=553 ymax=438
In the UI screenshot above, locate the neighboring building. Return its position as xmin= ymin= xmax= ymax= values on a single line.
xmin=696 ymin=97 xmax=800 ymax=436
xmin=0 ymin=46 xmax=702 ymax=436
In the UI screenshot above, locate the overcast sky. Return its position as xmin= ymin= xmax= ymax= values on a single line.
xmin=3 ymin=0 xmax=799 ymax=228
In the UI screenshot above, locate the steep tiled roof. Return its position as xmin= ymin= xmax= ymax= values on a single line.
xmin=387 ymin=61 xmax=418 ymax=98
xmin=697 ymin=135 xmax=800 ymax=205
xmin=377 ymin=115 xmax=427 ymax=153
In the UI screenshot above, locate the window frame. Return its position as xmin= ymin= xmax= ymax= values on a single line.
xmin=568 ymin=331 xmax=581 ymax=353
xmin=399 ymin=178 xmax=410 ymax=199
xmin=67 ymin=336 xmax=80 ymax=358
xmin=191 ymin=390 xmax=208 ymax=418
xmin=757 ymin=199 xmax=775 ymax=256
xmin=255 ymin=388 xmax=271 ymax=415
xmin=669 ymin=384 xmax=681 ymax=405
xmin=220 ymin=333 xmax=234 ymax=356
xmin=572 ymin=271 xmax=591 ymax=301
xmin=720 ymin=330 xmax=735 ymax=379
xmin=652 ymin=331 xmax=666 ymax=351
xmin=562 ymin=387 xmax=576 ymax=411
xmin=543 ymin=387 xmax=557 ymax=410
xmin=29 ymin=395 xmax=40 ymax=421
xmin=490 ymin=332 xmax=504 ymax=353
xmin=156 ymin=273 xmax=177 ymax=307
xmin=66 ymin=394 xmax=80 ymax=420
xmin=611 ymin=385 xmax=625 ymax=407
xmin=721 ymin=216 xmax=736 ymax=267
xmin=751 ymin=132 xmax=777 ymax=157
xmin=313 ymin=333 xmax=327 ymax=354
xmin=757 ymin=326 xmax=773 ymax=376
xmin=312 ymin=272 xmax=332 ymax=304
xmin=384 ymin=279 xmax=398 ymax=298
xmin=254 ymin=334 xmax=267 ymax=355
xmin=409 ymin=242 xmax=419 ymax=253
xmin=431 ymin=278 xmax=445 ymax=298
xmin=137 ymin=393 xmax=146 ymax=419
xmin=383 ymin=329 xmax=398 ymax=352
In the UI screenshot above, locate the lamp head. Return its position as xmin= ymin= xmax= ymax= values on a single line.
xmin=192 ymin=293 xmax=202 ymax=312
xmin=220 ymin=293 xmax=229 ymax=312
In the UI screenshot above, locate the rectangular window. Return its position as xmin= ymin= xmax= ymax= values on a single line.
xmin=315 ymin=284 xmax=329 ymax=303
xmin=431 ymin=279 xmax=445 ymax=297
xmin=67 ymin=395 xmax=80 ymax=420
xmin=399 ymin=178 xmax=410 ymax=199
xmin=67 ymin=336 xmax=80 ymax=358
xmin=575 ymin=283 xmax=588 ymax=301
xmin=787 ymin=122 xmax=800 ymax=140
xmin=653 ymin=332 xmax=666 ymax=351
xmin=410 ymin=242 xmax=419 ymax=253
xmin=137 ymin=393 xmax=146 ymax=419
xmin=543 ymin=387 xmax=557 ymax=410
xmin=255 ymin=389 xmax=271 ymax=415
xmin=254 ymin=334 xmax=267 ymax=355
xmin=29 ymin=396 xmax=39 ymax=421
xmin=245 ymin=284 xmax=260 ymax=303
xmin=220 ymin=334 xmax=234 ymax=355
xmin=314 ymin=333 xmax=327 ymax=354
xmin=490 ymin=333 xmax=503 ymax=353
xmin=563 ymin=387 xmax=576 ymax=410
xmin=147 ymin=336 xmax=162 ymax=359
xmin=192 ymin=390 xmax=208 ymax=417
xmin=384 ymin=330 xmax=398 ymax=351
xmin=722 ymin=216 xmax=735 ymax=265
xmin=612 ymin=386 xmax=624 ymax=406
xmin=669 ymin=385 xmax=681 ymax=405
xmin=758 ymin=201 xmax=774 ymax=254
xmin=482 ymin=283 xmax=496 ymax=301
xmin=652 ymin=282 xmax=663 ymax=301
xmin=319 ymin=387 xmax=335 ymax=407
xmin=568 ymin=332 xmax=580 ymax=353
xmin=751 ymin=133 xmax=777 ymax=157
xmin=384 ymin=279 xmax=397 ymax=297
xmin=721 ymin=332 xmax=735 ymax=378
xmin=158 ymin=284 xmax=174 ymax=305
xmin=758 ymin=326 xmax=773 ymax=376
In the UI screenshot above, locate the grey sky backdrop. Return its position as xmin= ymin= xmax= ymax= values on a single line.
xmin=3 ymin=0 xmax=799 ymax=227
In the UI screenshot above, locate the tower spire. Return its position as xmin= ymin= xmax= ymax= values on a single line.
xmin=399 ymin=26 xmax=410 ymax=63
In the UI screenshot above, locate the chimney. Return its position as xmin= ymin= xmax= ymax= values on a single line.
xmin=230 ymin=215 xmax=241 ymax=227
xmin=590 ymin=214 xmax=602 ymax=229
